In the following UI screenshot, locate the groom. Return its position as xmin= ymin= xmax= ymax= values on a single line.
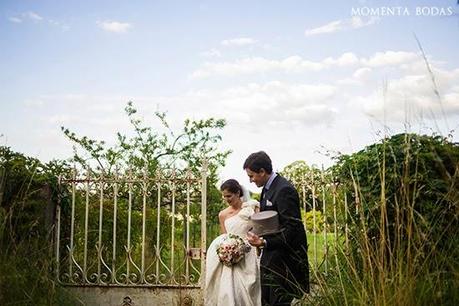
xmin=245 ymin=151 xmax=309 ymax=306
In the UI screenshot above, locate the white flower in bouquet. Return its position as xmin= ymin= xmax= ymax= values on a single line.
xmin=216 ymin=233 xmax=252 ymax=267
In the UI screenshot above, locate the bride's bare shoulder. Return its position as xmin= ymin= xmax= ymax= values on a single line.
xmin=218 ymin=207 xmax=230 ymax=219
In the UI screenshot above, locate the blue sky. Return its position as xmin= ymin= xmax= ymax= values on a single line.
xmin=1 ymin=0 xmax=459 ymax=190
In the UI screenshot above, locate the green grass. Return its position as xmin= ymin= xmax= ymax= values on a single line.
xmin=307 ymin=233 xmax=341 ymax=272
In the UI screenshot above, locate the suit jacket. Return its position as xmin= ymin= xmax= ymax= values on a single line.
xmin=260 ymin=174 xmax=309 ymax=294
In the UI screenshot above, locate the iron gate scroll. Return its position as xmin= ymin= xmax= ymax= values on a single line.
xmin=54 ymin=163 xmax=208 ymax=304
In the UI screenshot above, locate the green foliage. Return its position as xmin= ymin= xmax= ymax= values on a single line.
xmin=303 ymin=209 xmax=326 ymax=233
xmin=206 ymin=186 xmax=226 ymax=240
xmin=250 ymin=192 xmax=260 ymax=202
xmin=0 ymin=146 xmax=79 ymax=305
xmin=281 ymin=161 xmax=314 ymax=184
xmin=332 ymin=133 xmax=459 ymax=255
xmin=0 ymin=146 xmax=69 ymax=248
xmin=304 ymin=133 xmax=459 ymax=306
xmin=306 ymin=233 xmax=341 ymax=273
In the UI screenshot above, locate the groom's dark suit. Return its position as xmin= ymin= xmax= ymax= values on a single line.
xmin=260 ymin=174 xmax=309 ymax=305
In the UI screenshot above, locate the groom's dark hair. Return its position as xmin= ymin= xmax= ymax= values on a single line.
xmin=243 ymin=151 xmax=273 ymax=174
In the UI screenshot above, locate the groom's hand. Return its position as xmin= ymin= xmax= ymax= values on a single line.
xmin=247 ymin=231 xmax=265 ymax=248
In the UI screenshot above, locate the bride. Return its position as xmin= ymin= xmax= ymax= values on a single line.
xmin=204 ymin=179 xmax=261 ymax=306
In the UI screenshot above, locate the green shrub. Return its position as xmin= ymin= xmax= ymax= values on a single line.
xmin=304 ymin=133 xmax=459 ymax=305
xmin=303 ymin=209 xmax=326 ymax=233
xmin=333 ymin=133 xmax=459 ymax=261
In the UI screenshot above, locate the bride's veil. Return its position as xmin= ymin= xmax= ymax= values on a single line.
xmin=240 ymin=185 xmax=252 ymax=202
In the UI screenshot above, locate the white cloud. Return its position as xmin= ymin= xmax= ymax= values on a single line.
xmin=444 ymin=86 xmax=459 ymax=110
xmin=323 ymin=52 xmax=360 ymax=66
xmin=191 ymin=53 xmax=360 ymax=78
xmin=9 ymin=12 xmax=69 ymax=30
xmin=362 ymin=51 xmax=419 ymax=67
xmin=353 ymin=67 xmax=372 ymax=79
xmin=8 ymin=17 xmax=22 ymax=23
xmin=305 ymin=20 xmax=343 ymax=36
xmin=97 ymin=20 xmax=132 ymax=33
xmin=201 ymin=48 xmax=222 ymax=58
xmin=191 ymin=50 xmax=422 ymax=79
xmin=336 ymin=78 xmax=361 ymax=86
xmin=354 ymin=69 xmax=459 ymax=121
xmin=24 ymin=11 xmax=43 ymax=22
xmin=221 ymin=37 xmax=257 ymax=46
xmin=178 ymin=81 xmax=338 ymax=128
xmin=305 ymin=16 xmax=379 ymax=36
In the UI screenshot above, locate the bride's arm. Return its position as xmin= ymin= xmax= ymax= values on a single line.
xmin=218 ymin=211 xmax=227 ymax=234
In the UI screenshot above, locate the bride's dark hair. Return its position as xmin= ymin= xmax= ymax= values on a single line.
xmin=220 ymin=179 xmax=243 ymax=197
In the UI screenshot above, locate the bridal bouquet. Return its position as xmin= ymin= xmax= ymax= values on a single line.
xmin=216 ymin=233 xmax=252 ymax=267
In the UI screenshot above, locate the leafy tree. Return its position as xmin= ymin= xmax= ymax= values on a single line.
xmin=61 ymin=101 xmax=230 ymax=176
xmin=281 ymin=161 xmax=317 ymax=211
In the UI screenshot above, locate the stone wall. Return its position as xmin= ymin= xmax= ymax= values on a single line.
xmin=67 ymin=287 xmax=203 ymax=306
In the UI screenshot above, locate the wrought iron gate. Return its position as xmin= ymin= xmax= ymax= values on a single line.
xmin=54 ymin=163 xmax=208 ymax=305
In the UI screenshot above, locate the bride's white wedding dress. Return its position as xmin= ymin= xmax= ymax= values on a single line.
xmin=205 ymin=200 xmax=261 ymax=306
